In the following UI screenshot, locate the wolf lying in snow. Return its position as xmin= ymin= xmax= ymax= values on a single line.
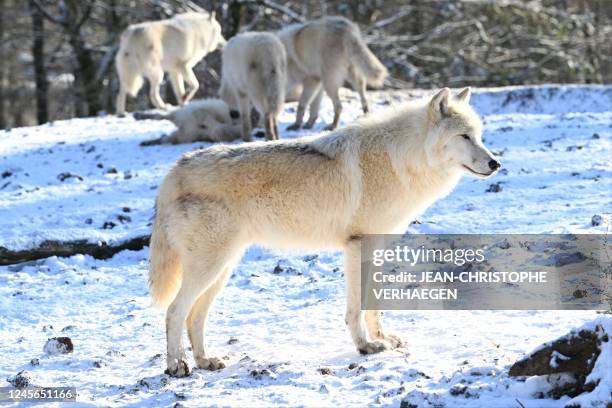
xmin=149 ymin=87 xmax=501 ymax=377
xmin=219 ymin=32 xmax=286 ymax=141
xmin=278 ymin=16 xmax=387 ymax=131
xmin=135 ymin=99 xmax=241 ymax=145
xmin=115 ymin=12 xmax=225 ymax=116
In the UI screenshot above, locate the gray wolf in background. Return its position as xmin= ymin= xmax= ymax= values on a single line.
xmin=149 ymin=88 xmax=501 ymax=377
xmin=278 ymin=16 xmax=387 ymax=131
xmin=219 ymin=32 xmax=286 ymax=141
xmin=115 ymin=12 xmax=225 ymax=116
xmin=135 ymin=99 xmax=241 ymax=145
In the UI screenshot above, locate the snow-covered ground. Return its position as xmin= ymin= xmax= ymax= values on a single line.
xmin=1 ymin=85 xmax=611 ymax=407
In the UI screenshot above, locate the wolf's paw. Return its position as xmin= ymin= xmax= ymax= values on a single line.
xmin=286 ymin=123 xmax=301 ymax=131
xmin=323 ymin=123 xmax=337 ymax=131
xmin=165 ymin=358 xmax=191 ymax=377
xmin=381 ymin=333 xmax=403 ymax=349
xmin=358 ymin=339 xmax=391 ymax=355
xmin=303 ymin=121 xmax=316 ymax=130
xmin=195 ymin=356 xmax=226 ymax=371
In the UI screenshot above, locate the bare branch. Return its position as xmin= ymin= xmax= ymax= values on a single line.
xmin=250 ymin=0 xmax=305 ymax=23
xmin=76 ymin=1 xmax=94 ymax=29
xmin=31 ymin=0 xmax=65 ymax=25
xmin=366 ymin=7 xmax=413 ymax=33
xmin=94 ymin=45 xmax=118 ymax=82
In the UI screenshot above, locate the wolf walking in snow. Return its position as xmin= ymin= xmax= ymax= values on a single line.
xmin=278 ymin=16 xmax=387 ymax=131
xmin=219 ymin=32 xmax=286 ymax=141
xmin=115 ymin=12 xmax=225 ymax=116
xmin=149 ymin=87 xmax=500 ymax=377
xmin=135 ymin=99 xmax=241 ymax=145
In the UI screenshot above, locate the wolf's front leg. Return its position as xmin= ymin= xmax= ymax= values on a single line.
xmin=365 ymin=310 xmax=403 ymax=349
xmin=344 ymin=239 xmax=392 ymax=354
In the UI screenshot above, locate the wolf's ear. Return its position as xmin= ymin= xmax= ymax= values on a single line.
xmin=209 ymin=11 xmax=216 ymax=20
xmin=456 ymin=87 xmax=471 ymax=104
xmin=429 ymin=88 xmax=451 ymax=121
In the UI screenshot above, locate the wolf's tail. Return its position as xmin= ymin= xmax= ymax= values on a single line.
xmin=345 ymin=32 xmax=387 ymax=87
xmin=148 ymin=189 xmax=182 ymax=308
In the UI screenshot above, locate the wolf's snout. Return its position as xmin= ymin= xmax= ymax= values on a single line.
xmin=488 ymin=159 xmax=501 ymax=171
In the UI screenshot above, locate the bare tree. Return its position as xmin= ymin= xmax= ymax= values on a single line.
xmin=0 ymin=0 xmax=6 ymax=128
xmin=29 ymin=0 xmax=48 ymax=124
xmin=0 ymin=0 xmax=608 ymax=127
xmin=33 ymin=0 xmax=101 ymax=117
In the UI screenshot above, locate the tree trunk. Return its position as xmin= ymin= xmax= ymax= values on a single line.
xmin=28 ymin=0 xmax=48 ymax=124
xmin=59 ymin=0 xmax=100 ymax=117
xmin=0 ymin=0 xmax=6 ymax=129
xmin=69 ymin=32 xmax=101 ymax=116
xmin=104 ymin=0 xmax=121 ymax=112
xmin=227 ymin=0 xmax=247 ymax=37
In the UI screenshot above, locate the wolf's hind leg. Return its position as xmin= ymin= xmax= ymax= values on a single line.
xmin=287 ymin=78 xmax=320 ymax=131
xmin=322 ymin=73 xmax=343 ymax=131
xmin=187 ymin=266 xmax=233 ymax=371
xmin=352 ymin=74 xmax=369 ymax=115
xmin=164 ymin=268 xmax=205 ymax=378
xmin=181 ymin=66 xmax=199 ymax=105
xmin=365 ymin=310 xmax=402 ymax=348
xmin=264 ymin=112 xmax=279 ymax=141
xmin=116 ymin=86 xmax=127 ymax=117
xmin=147 ymin=68 xmax=169 ymax=110
xmin=169 ymin=69 xmax=185 ymax=105
xmin=165 ymin=199 xmax=243 ymax=377
xmin=238 ymin=95 xmax=252 ymax=142
xmin=166 ymin=253 xmax=238 ymax=376
xmin=303 ymin=89 xmax=324 ymax=129
xmin=344 ymin=239 xmax=392 ymax=355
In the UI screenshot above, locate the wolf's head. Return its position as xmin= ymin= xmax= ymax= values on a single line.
xmin=425 ymin=88 xmax=500 ymax=178
xmin=207 ymin=11 xmax=227 ymax=51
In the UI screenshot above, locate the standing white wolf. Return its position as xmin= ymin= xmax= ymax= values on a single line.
xmin=134 ymin=99 xmax=242 ymax=145
xmin=115 ymin=12 xmax=226 ymax=116
xmin=278 ymin=16 xmax=387 ymax=131
xmin=149 ymin=88 xmax=501 ymax=377
xmin=219 ymin=32 xmax=286 ymax=141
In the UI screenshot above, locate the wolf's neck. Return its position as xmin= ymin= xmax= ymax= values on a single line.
xmin=384 ymin=105 xmax=461 ymax=199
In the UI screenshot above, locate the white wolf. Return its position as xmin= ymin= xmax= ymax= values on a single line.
xmin=149 ymin=88 xmax=500 ymax=377
xmin=278 ymin=16 xmax=387 ymax=131
xmin=219 ymin=32 xmax=286 ymax=141
xmin=134 ymin=99 xmax=241 ymax=145
xmin=115 ymin=12 xmax=226 ymax=116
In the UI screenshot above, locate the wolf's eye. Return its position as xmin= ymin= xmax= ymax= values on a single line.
xmin=199 ymin=124 xmax=208 ymax=129
xmin=460 ymin=134 xmax=470 ymax=140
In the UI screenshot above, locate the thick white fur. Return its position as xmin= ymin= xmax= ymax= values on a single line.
xmin=136 ymin=99 xmax=241 ymax=145
xmin=115 ymin=12 xmax=225 ymax=116
xmin=277 ymin=16 xmax=388 ymax=131
xmin=219 ymin=32 xmax=286 ymax=141
xmin=149 ymin=88 xmax=500 ymax=376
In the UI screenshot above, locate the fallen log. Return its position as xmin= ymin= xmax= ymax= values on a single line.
xmin=0 ymin=235 xmax=150 ymax=266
